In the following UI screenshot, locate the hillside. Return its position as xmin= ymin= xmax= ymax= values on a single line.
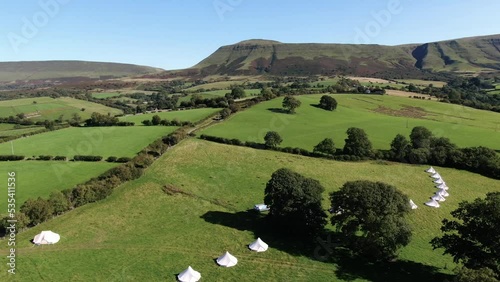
xmin=191 ymin=35 xmax=500 ymax=77
xmin=0 ymin=60 xmax=164 ymax=83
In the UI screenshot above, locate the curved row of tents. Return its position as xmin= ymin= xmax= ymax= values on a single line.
xmin=177 ymin=237 xmax=268 ymax=282
xmin=424 ymin=167 xmax=450 ymax=208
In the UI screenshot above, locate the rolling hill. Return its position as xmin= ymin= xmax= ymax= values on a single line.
xmin=0 ymin=60 xmax=164 ymax=83
xmin=190 ymin=35 xmax=500 ymax=77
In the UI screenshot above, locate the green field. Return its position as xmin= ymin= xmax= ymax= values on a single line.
xmin=0 ymin=124 xmax=44 ymax=137
xmin=395 ymin=79 xmax=447 ymax=88
xmin=119 ymin=108 xmax=220 ymax=124
xmin=0 ymin=97 xmax=122 ymax=121
xmin=3 ymin=139 xmax=498 ymax=281
xmin=0 ymin=161 xmax=117 ymax=213
xmin=91 ymin=92 xmax=122 ymax=99
xmin=201 ymin=94 xmax=500 ymax=151
xmin=0 ymin=126 xmax=177 ymax=158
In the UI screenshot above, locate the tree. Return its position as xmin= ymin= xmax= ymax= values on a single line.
xmin=431 ymin=192 xmax=500 ymax=277
xmin=260 ymin=87 xmax=275 ymax=100
xmin=313 ymin=138 xmax=336 ymax=156
xmin=229 ymin=87 xmax=246 ymax=99
xmin=264 ymin=131 xmax=282 ymax=148
xmin=151 ymin=115 xmax=161 ymax=125
xmin=330 ymin=180 xmax=412 ymax=261
xmin=343 ymin=127 xmax=373 ymax=157
xmin=219 ymin=108 xmax=232 ymax=119
xmin=410 ymin=126 xmax=433 ymax=149
xmin=319 ymin=95 xmax=338 ymax=111
xmin=282 ymin=96 xmax=301 ymax=114
xmin=20 ymin=197 xmax=54 ymax=226
xmin=390 ymin=134 xmax=410 ymax=162
xmin=142 ymin=120 xmax=152 ymax=126
xmin=264 ymin=168 xmax=327 ymax=237
xmin=453 ymin=267 xmax=499 ymax=282
xmin=429 ymin=137 xmax=457 ymax=165
xmin=48 ymin=191 xmax=70 ymax=215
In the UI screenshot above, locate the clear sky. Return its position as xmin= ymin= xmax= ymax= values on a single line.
xmin=1 ymin=0 xmax=499 ymax=70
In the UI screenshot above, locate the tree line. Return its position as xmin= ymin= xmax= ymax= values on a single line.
xmin=201 ymin=125 xmax=500 ymax=180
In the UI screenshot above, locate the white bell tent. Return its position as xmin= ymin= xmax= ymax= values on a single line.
xmin=249 ymin=237 xmax=268 ymax=252
xmin=438 ymin=189 xmax=449 ymax=197
xmin=433 ymin=178 xmax=445 ymax=184
xmin=435 ymin=183 xmax=449 ymax=190
xmin=177 ymin=266 xmax=201 ymax=282
xmin=409 ymin=199 xmax=418 ymax=209
xmin=425 ymin=167 xmax=436 ymax=173
xmin=425 ymin=199 xmax=440 ymax=208
xmin=33 ymin=231 xmax=60 ymax=245
xmin=431 ymin=193 xmax=446 ymax=202
xmin=431 ymin=173 xmax=441 ymax=179
xmin=216 ymin=251 xmax=238 ymax=267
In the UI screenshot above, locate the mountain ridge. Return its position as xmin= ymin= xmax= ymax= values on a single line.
xmin=192 ymin=34 xmax=500 ymax=77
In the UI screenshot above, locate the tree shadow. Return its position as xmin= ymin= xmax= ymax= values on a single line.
xmin=310 ymin=104 xmax=333 ymax=111
xmin=266 ymin=108 xmax=289 ymax=114
xmin=333 ymin=251 xmax=453 ymax=282
xmin=201 ymin=210 xmax=453 ymax=282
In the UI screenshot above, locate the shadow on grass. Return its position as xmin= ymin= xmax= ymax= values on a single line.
xmin=309 ymin=104 xmax=332 ymax=111
xmin=201 ymin=210 xmax=453 ymax=282
xmin=266 ymin=108 xmax=289 ymax=114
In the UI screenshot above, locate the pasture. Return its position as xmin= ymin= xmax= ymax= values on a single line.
xmin=0 ymin=124 xmax=44 ymax=137
xmin=395 ymin=79 xmax=447 ymax=88
xmin=0 ymin=161 xmax=117 ymax=213
xmin=0 ymin=126 xmax=177 ymax=158
xmin=0 ymin=97 xmax=122 ymax=121
xmin=200 ymin=94 xmax=500 ymax=151
xmin=119 ymin=108 xmax=220 ymax=124
xmin=2 ymin=139 xmax=499 ymax=281
xmin=91 ymin=92 xmax=122 ymax=99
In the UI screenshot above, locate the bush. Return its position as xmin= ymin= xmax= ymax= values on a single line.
xmin=0 ymin=155 xmax=24 ymax=161
xmin=54 ymin=156 xmax=67 ymax=161
xmin=106 ymin=156 xmax=118 ymax=162
xmin=116 ymin=157 xmax=132 ymax=163
xmin=37 ymin=155 xmax=53 ymax=161
xmin=73 ymin=155 xmax=103 ymax=162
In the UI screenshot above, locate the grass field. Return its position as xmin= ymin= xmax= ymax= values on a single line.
xmin=2 ymin=139 xmax=498 ymax=281
xmin=119 ymin=108 xmax=220 ymax=125
xmin=201 ymin=94 xmax=500 ymax=151
xmin=0 ymin=161 xmax=117 ymax=213
xmin=0 ymin=97 xmax=122 ymax=121
xmin=91 ymin=92 xmax=122 ymax=99
xmin=0 ymin=126 xmax=177 ymax=158
xmin=0 ymin=124 xmax=44 ymax=137
xmin=395 ymin=79 xmax=447 ymax=88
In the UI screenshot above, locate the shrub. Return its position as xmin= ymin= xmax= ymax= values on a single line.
xmin=116 ymin=157 xmax=132 ymax=163
xmin=106 ymin=156 xmax=118 ymax=162
xmin=37 ymin=155 xmax=53 ymax=161
xmin=73 ymin=155 xmax=103 ymax=162
xmin=54 ymin=156 xmax=67 ymax=161
xmin=0 ymin=155 xmax=24 ymax=161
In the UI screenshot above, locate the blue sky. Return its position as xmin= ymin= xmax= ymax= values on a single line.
xmin=1 ymin=0 xmax=499 ymax=70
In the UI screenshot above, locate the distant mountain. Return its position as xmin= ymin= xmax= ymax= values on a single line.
xmin=191 ymin=35 xmax=500 ymax=77
xmin=0 ymin=60 xmax=164 ymax=83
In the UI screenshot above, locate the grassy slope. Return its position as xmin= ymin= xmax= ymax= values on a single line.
xmin=2 ymin=139 xmax=499 ymax=281
xmin=0 ymin=161 xmax=117 ymax=213
xmin=200 ymin=94 xmax=500 ymax=151
xmin=0 ymin=97 xmax=122 ymax=121
xmin=0 ymin=61 xmax=162 ymax=82
xmin=119 ymin=108 xmax=220 ymax=124
xmin=0 ymin=127 xmax=177 ymax=158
